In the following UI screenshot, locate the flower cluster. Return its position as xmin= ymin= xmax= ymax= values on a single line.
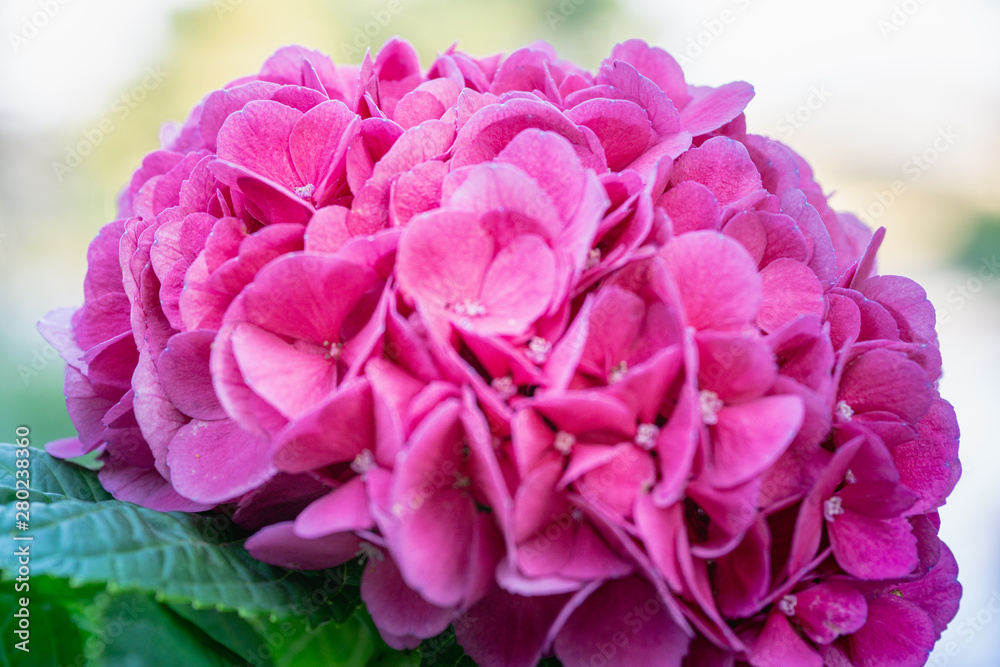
xmin=43 ymin=38 xmax=961 ymax=666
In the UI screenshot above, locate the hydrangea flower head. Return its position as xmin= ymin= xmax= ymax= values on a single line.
xmin=43 ymin=37 xmax=961 ymax=666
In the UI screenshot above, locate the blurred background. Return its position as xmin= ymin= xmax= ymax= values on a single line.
xmin=0 ymin=0 xmax=997 ymax=663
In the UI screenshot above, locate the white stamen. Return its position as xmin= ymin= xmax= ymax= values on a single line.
xmin=586 ymin=247 xmax=602 ymax=269
xmin=845 ymin=469 xmax=857 ymax=484
xmin=295 ymin=183 xmax=315 ymax=199
xmin=836 ymin=400 xmax=854 ymax=422
xmin=350 ymin=449 xmax=375 ymax=475
xmin=571 ymin=507 xmax=584 ymax=521
xmin=357 ymin=542 xmax=384 ymax=563
xmin=635 ymin=423 xmax=660 ymax=450
xmin=824 ymin=496 xmax=845 ymax=521
xmin=454 ymin=475 xmax=472 ymax=489
xmin=526 ymin=337 xmax=552 ymax=364
xmin=778 ymin=594 xmax=798 ymax=616
xmin=699 ymin=390 xmax=724 ymax=425
xmin=491 ymin=375 xmax=517 ymax=400
xmin=609 ymin=361 xmax=628 ymax=384
xmin=453 ymin=299 xmax=486 ymax=317
xmin=554 ymin=431 xmax=576 ymax=454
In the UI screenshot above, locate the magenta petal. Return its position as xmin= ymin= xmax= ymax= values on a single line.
xmin=893 ymin=399 xmax=960 ymax=514
xmin=397 ymin=210 xmax=493 ymax=313
xmin=670 ymin=136 xmax=763 ymax=207
xmin=451 ymin=97 xmax=606 ymax=172
xmin=839 ymin=348 xmax=934 ymax=424
xmin=216 ymin=100 xmax=303 ymax=187
xmin=158 ymin=330 xmax=227 ymax=421
xmin=478 ymin=234 xmax=557 ymax=335
xmin=748 ymin=611 xmax=822 ymax=667
xmin=294 ymin=477 xmax=372 ymax=538
xmin=231 ymin=324 xmax=338 ymax=419
xmin=848 ymin=595 xmax=935 ymax=667
xmin=567 ymin=98 xmax=656 ymax=171
xmin=659 ymin=181 xmax=720 ymax=234
xmin=245 ymin=521 xmax=360 ymax=570
xmin=45 ymin=438 xmax=90 ymax=459
xmin=98 ymin=456 xmax=213 ymax=512
xmin=271 ymin=378 xmax=374 ymax=473
xmin=661 ymin=232 xmax=762 ymax=331
xmin=709 ymin=396 xmax=804 ymax=488
xmin=757 ymin=258 xmax=825 ymax=334
xmin=794 ymin=580 xmax=868 ymax=645
xmin=680 ymin=81 xmax=754 ymax=137
xmin=829 ymin=512 xmax=918 ymax=580
xmin=456 ymin=588 xmax=570 ymax=667
xmin=244 ymin=252 xmax=377 ymax=344
xmin=167 ymin=418 xmax=275 ymax=503
xmin=361 ymin=553 xmax=455 ymax=642
xmin=554 ymin=576 xmax=690 ymax=667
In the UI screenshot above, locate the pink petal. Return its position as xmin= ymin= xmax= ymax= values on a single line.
xmin=294 ymin=477 xmax=372 ymax=538
xmin=708 ymin=395 xmax=804 ymax=488
xmin=748 ymin=611 xmax=822 ymax=667
xmin=680 ymin=81 xmax=754 ymax=137
xmin=98 ymin=455 xmax=213 ymax=512
xmin=245 ymin=521 xmax=360 ymax=570
xmin=361 ymin=553 xmax=455 ymax=641
xmin=670 ymin=136 xmax=764 ymax=208
xmin=757 ymin=259 xmax=825 ymax=334
xmin=554 ymin=576 xmax=690 ymax=667
xmin=660 ymin=232 xmax=762 ymax=331
xmin=167 ymin=418 xmax=275 ymax=503
xmin=271 ymin=378 xmax=374 ymax=473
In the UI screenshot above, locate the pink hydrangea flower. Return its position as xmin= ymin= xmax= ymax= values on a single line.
xmin=44 ymin=37 xmax=961 ymax=666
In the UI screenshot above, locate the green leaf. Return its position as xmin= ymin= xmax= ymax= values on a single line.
xmin=76 ymin=591 xmax=244 ymax=667
xmin=167 ymin=604 xmax=280 ymax=666
xmin=0 ymin=499 xmax=357 ymax=623
xmin=274 ymin=613 xmax=374 ymax=667
xmin=0 ymin=443 xmax=111 ymax=505
xmin=0 ymin=578 xmax=83 ymax=667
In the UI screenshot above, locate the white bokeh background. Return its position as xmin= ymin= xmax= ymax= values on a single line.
xmin=1 ymin=0 xmax=997 ymax=664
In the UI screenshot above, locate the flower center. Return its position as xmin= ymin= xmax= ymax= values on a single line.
xmin=554 ymin=430 xmax=576 ymax=454
xmin=586 ymin=248 xmax=602 ymax=269
xmin=699 ymin=390 xmax=724 ymax=425
xmin=609 ymin=361 xmax=628 ymax=384
xmin=526 ymin=337 xmax=552 ymax=363
xmin=635 ymin=423 xmax=660 ymax=450
xmin=491 ymin=375 xmax=517 ymax=400
xmin=777 ymin=594 xmax=798 ymax=616
xmin=350 ymin=449 xmax=375 ymax=475
xmin=356 ymin=542 xmax=383 ymax=563
xmin=824 ymin=496 xmax=845 ymax=521
xmin=836 ymin=400 xmax=854 ymax=422
xmin=453 ymin=299 xmax=486 ymax=317
xmin=295 ymin=183 xmax=316 ymax=200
